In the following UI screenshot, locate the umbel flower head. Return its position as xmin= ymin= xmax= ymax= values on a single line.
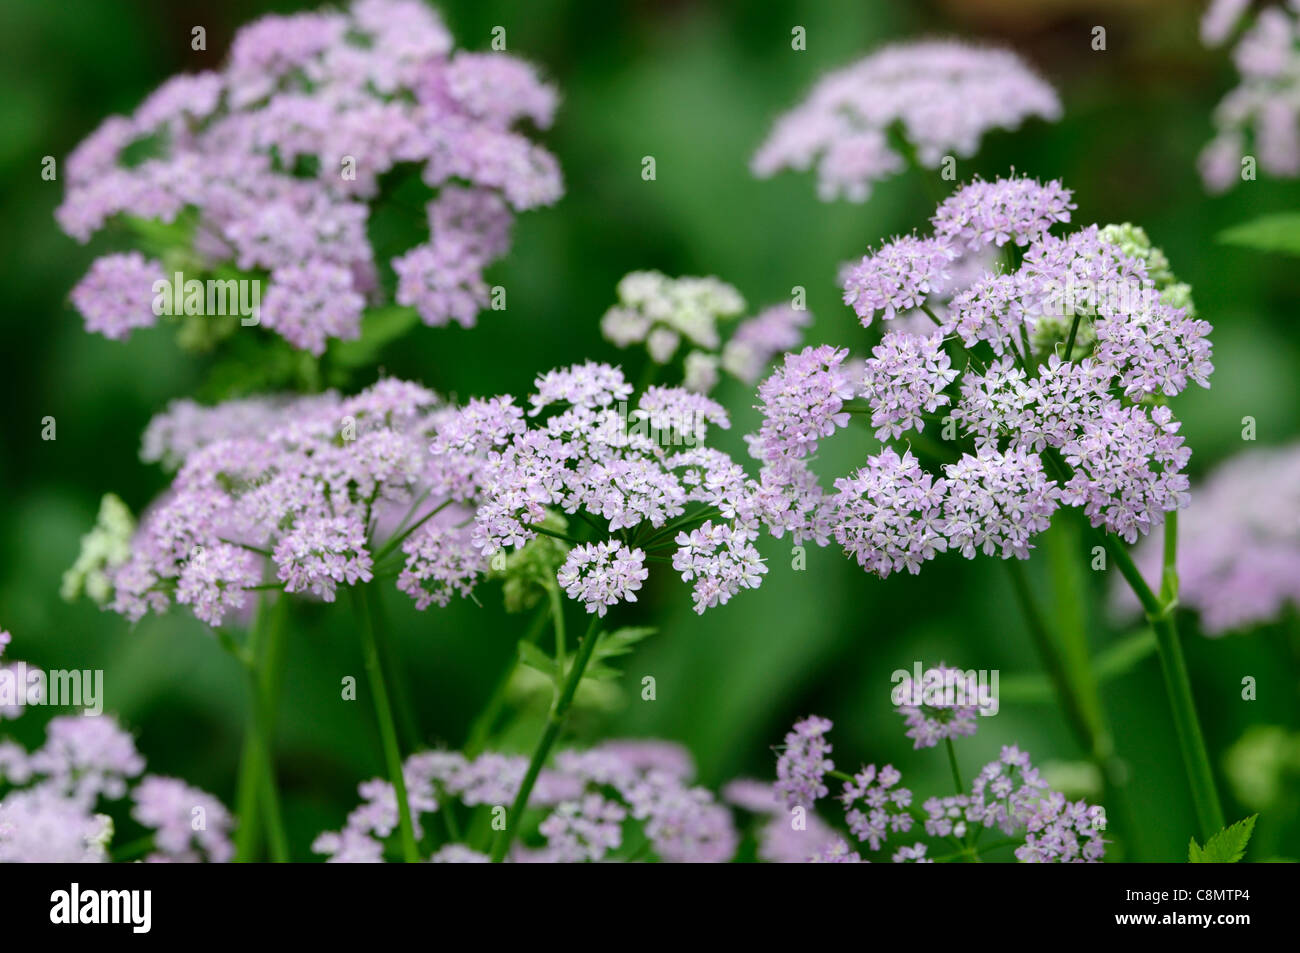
xmin=0 ymin=632 xmax=233 ymax=863
xmin=458 ymin=361 xmax=768 ymax=615
xmin=766 ymin=715 xmax=1106 ymax=863
xmin=60 ymin=0 xmax=561 ymax=351
xmin=752 ymin=40 xmax=1060 ymax=202
xmin=599 ymin=271 xmax=810 ymax=392
xmin=1199 ymin=0 xmax=1300 ymax=192
xmin=750 ymin=174 xmax=1212 ymax=581
xmin=83 ymin=378 xmax=512 ymax=627
xmin=1118 ymin=442 xmax=1300 ymax=635
xmin=314 ymin=739 xmax=737 ymax=862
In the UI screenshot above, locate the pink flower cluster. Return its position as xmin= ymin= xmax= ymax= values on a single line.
xmin=60 ymin=0 xmax=561 ymax=349
xmin=0 ymin=634 xmax=232 ymax=863
xmin=314 ymin=739 xmax=737 ymax=862
xmin=751 ymin=174 xmax=1213 ymax=580
xmin=458 ymin=362 xmax=768 ymax=615
xmin=768 ymin=716 xmax=1106 ymax=863
xmin=1199 ymin=0 xmax=1300 ymax=192
xmin=752 ymin=41 xmax=1060 ymax=202
xmin=105 ymin=379 xmax=508 ymax=626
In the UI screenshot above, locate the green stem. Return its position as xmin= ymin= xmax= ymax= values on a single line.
xmin=548 ymin=583 xmax=567 ymax=667
xmin=944 ymin=737 xmax=964 ymax=794
xmin=1062 ymin=311 xmax=1083 ymax=361
xmin=489 ymin=613 xmax=603 ymax=862
xmin=351 ymin=585 xmax=420 ymax=863
xmin=464 ymin=603 xmax=551 ymax=757
xmin=234 ymin=594 xmax=289 ymax=862
xmin=367 ymin=586 xmax=421 ymax=752
xmin=1099 ymin=523 xmax=1225 ymax=841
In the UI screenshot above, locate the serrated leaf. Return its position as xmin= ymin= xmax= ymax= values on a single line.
xmin=581 ymin=663 xmax=623 ymax=681
xmin=592 ymin=626 xmax=656 ymax=662
xmin=1189 ymin=815 xmax=1258 ymax=863
xmin=1218 ymin=213 xmax=1300 ymax=256
xmin=517 ymin=642 xmax=556 ymax=680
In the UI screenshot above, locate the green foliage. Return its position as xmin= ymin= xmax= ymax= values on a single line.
xmin=1218 ymin=213 xmax=1300 ymax=256
xmin=584 ymin=626 xmax=657 ymax=681
xmin=1189 ymin=815 xmax=1258 ymax=863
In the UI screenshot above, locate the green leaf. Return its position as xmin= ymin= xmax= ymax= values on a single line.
xmin=1218 ymin=213 xmax=1300 ymax=256
xmin=1189 ymin=815 xmax=1258 ymax=863
xmin=516 ymin=641 xmax=557 ymax=681
xmin=592 ymin=626 xmax=656 ymax=662
xmin=575 ymin=627 xmax=657 ymax=684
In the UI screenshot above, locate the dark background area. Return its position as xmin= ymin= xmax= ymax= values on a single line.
xmin=1 ymin=0 xmax=1297 ymax=860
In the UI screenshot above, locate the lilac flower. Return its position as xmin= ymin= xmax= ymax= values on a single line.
xmin=463 ymin=363 xmax=766 ymax=614
xmin=859 ymin=330 xmax=958 ymax=440
xmin=90 ymin=379 xmax=514 ymax=626
xmin=753 ymin=40 xmax=1060 ymax=202
xmin=931 ymin=176 xmax=1075 ymax=251
xmin=316 ymin=739 xmax=737 ymax=863
xmin=842 ymin=236 xmax=957 ymax=326
xmin=895 ymin=664 xmax=982 ymax=749
xmin=1200 ymin=3 xmax=1300 ymax=191
xmin=260 ymin=260 xmax=365 ymax=355
xmin=747 ymin=345 xmax=856 ymax=464
xmin=839 ymin=764 xmax=914 ymax=850
xmin=722 ymin=778 xmax=841 ymax=863
xmin=1120 ymin=442 xmax=1300 ymax=634
xmin=69 ymin=252 xmax=164 ymax=340
xmin=774 ymin=715 xmax=835 ymax=810
xmin=831 ymin=448 xmax=948 ymax=578
xmin=720 ymin=304 xmax=813 ymax=384
xmin=29 ymin=716 xmax=145 ymax=802
xmin=942 ymin=448 xmax=1060 ymax=560
xmin=556 ymin=541 xmax=649 ymax=616
xmin=753 ymin=174 xmax=1211 ymax=580
xmin=132 ymin=776 xmax=235 ymax=863
xmin=59 ymin=0 xmax=562 ymax=349
xmin=763 ymin=718 xmax=1106 ymax=862
xmin=812 ymin=839 xmax=864 ymax=862
xmin=671 ymin=520 xmax=766 ymax=614
xmin=0 ymin=642 xmax=232 ymax=864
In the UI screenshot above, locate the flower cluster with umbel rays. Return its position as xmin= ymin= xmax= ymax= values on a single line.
xmin=0 ymin=631 xmax=234 ymax=863
xmin=769 ymin=715 xmax=1106 ymax=863
xmin=752 ymin=40 xmax=1060 ymax=202
xmin=60 ymin=0 xmax=561 ymax=351
xmin=84 ymin=378 xmax=517 ymax=627
xmin=748 ymin=174 xmax=1212 ymax=583
xmin=1199 ymin=0 xmax=1300 ymax=192
xmin=1118 ymin=442 xmax=1300 ymax=635
xmin=313 ymin=739 xmax=737 ymax=862
xmin=454 ymin=362 xmax=771 ymax=615
xmin=599 ymin=271 xmax=812 ymax=392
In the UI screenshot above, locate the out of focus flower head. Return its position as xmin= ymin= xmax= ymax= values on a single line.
xmin=1199 ymin=0 xmax=1300 ymax=192
xmin=60 ymin=0 xmax=562 ymax=351
xmin=77 ymin=378 xmax=512 ymax=627
xmin=752 ymin=40 xmax=1060 ymax=202
xmin=599 ymin=271 xmax=811 ymax=393
xmin=1118 ymin=442 xmax=1300 ymax=634
xmin=0 ymin=632 xmax=232 ymax=862
xmin=314 ymin=739 xmax=737 ymax=862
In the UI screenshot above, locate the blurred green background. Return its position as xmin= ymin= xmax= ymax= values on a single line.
xmin=1 ymin=0 xmax=1298 ymax=861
